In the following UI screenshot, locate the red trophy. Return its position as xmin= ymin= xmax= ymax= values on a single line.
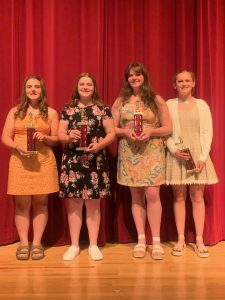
xmin=27 ymin=126 xmax=37 ymax=154
xmin=176 ymin=137 xmax=196 ymax=173
xmin=27 ymin=113 xmax=37 ymax=154
xmin=134 ymin=101 xmax=143 ymax=137
xmin=76 ymin=108 xmax=88 ymax=151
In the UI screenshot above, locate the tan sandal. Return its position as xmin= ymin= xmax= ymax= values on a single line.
xmin=195 ymin=236 xmax=209 ymax=258
xmin=133 ymin=234 xmax=146 ymax=258
xmin=16 ymin=245 xmax=30 ymax=260
xmin=152 ymin=237 xmax=164 ymax=260
xmin=172 ymin=234 xmax=186 ymax=257
xmin=31 ymin=245 xmax=45 ymax=260
xmin=133 ymin=243 xmax=146 ymax=258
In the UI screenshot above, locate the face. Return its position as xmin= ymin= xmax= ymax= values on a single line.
xmin=25 ymin=78 xmax=42 ymax=102
xmin=127 ymin=69 xmax=144 ymax=91
xmin=174 ymin=72 xmax=195 ymax=96
xmin=78 ymin=76 xmax=94 ymax=99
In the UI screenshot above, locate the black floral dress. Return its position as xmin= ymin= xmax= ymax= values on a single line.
xmin=59 ymin=104 xmax=112 ymax=200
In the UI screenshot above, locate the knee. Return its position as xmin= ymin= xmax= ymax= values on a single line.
xmin=190 ymin=195 xmax=204 ymax=204
xmin=174 ymin=196 xmax=186 ymax=204
xmin=32 ymin=201 xmax=48 ymax=213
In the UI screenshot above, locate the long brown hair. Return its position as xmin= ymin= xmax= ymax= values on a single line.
xmin=120 ymin=62 xmax=158 ymax=115
xmin=68 ymin=73 xmax=103 ymax=107
xmin=15 ymin=75 xmax=48 ymax=120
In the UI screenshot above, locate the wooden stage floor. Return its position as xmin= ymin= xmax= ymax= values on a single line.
xmin=1 ymin=241 xmax=225 ymax=300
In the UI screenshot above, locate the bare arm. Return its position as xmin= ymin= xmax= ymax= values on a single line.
xmin=139 ymin=95 xmax=172 ymax=142
xmin=1 ymin=107 xmax=17 ymax=150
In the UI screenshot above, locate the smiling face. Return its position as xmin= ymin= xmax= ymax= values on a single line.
xmin=25 ymin=78 xmax=42 ymax=103
xmin=77 ymin=76 xmax=95 ymax=100
xmin=127 ymin=69 xmax=144 ymax=92
xmin=174 ymin=71 xmax=195 ymax=97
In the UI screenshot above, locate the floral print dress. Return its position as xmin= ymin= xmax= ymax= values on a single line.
xmin=59 ymin=104 xmax=112 ymax=200
xmin=117 ymin=101 xmax=165 ymax=186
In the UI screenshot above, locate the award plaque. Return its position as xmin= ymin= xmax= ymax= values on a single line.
xmin=134 ymin=101 xmax=143 ymax=137
xmin=76 ymin=108 xmax=88 ymax=151
xmin=176 ymin=137 xmax=196 ymax=173
xmin=27 ymin=126 xmax=37 ymax=154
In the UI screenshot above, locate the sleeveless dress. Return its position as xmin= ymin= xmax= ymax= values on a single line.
xmin=166 ymin=104 xmax=218 ymax=184
xmin=59 ymin=104 xmax=112 ymax=200
xmin=117 ymin=101 xmax=165 ymax=186
xmin=8 ymin=114 xmax=59 ymax=195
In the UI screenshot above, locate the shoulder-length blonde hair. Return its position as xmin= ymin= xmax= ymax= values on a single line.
xmin=15 ymin=75 xmax=48 ymax=120
xmin=68 ymin=73 xmax=103 ymax=107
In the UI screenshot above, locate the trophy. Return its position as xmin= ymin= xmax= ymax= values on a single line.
xmin=27 ymin=113 xmax=37 ymax=154
xmin=176 ymin=137 xmax=196 ymax=172
xmin=134 ymin=101 xmax=143 ymax=137
xmin=76 ymin=108 xmax=88 ymax=151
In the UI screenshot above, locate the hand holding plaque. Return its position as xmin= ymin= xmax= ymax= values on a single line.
xmin=76 ymin=108 xmax=89 ymax=151
xmin=134 ymin=101 xmax=143 ymax=137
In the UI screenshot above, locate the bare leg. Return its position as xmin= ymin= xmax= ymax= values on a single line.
xmin=67 ymin=198 xmax=84 ymax=246
xmin=85 ymin=198 xmax=101 ymax=246
xmin=130 ymin=187 xmax=146 ymax=241
xmin=145 ymin=186 xmax=161 ymax=237
xmin=85 ymin=198 xmax=103 ymax=260
xmin=189 ymin=184 xmax=205 ymax=237
xmin=189 ymin=185 xmax=208 ymax=257
xmin=32 ymin=194 xmax=48 ymax=246
xmin=14 ymin=195 xmax=31 ymax=246
xmin=172 ymin=185 xmax=187 ymax=237
xmin=14 ymin=195 xmax=31 ymax=260
xmin=171 ymin=185 xmax=187 ymax=255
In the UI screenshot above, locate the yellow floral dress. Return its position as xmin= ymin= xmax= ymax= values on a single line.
xmin=7 ymin=114 xmax=59 ymax=195
xmin=117 ymin=102 xmax=165 ymax=186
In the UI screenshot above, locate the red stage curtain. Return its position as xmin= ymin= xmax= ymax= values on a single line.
xmin=0 ymin=0 xmax=224 ymax=246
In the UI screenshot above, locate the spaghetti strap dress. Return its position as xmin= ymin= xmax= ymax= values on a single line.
xmin=8 ymin=113 xmax=59 ymax=195
xmin=117 ymin=101 xmax=165 ymax=187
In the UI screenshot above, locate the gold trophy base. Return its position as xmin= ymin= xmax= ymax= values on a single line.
xmin=76 ymin=147 xmax=88 ymax=151
xmin=27 ymin=151 xmax=38 ymax=155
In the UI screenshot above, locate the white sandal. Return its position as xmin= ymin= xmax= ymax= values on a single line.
xmin=133 ymin=234 xmax=146 ymax=258
xmin=172 ymin=234 xmax=186 ymax=257
xmin=152 ymin=237 xmax=164 ymax=260
xmin=195 ymin=236 xmax=209 ymax=258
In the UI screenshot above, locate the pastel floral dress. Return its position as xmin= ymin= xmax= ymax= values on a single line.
xmin=59 ymin=104 xmax=112 ymax=200
xmin=117 ymin=101 xmax=165 ymax=186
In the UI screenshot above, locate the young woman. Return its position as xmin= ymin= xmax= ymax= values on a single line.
xmin=1 ymin=75 xmax=59 ymax=260
xmin=58 ymin=73 xmax=115 ymax=261
xmin=112 ymin=62 xmax=172 ymax=260
xmin=166 ymin=70 xmax=218 ymax=257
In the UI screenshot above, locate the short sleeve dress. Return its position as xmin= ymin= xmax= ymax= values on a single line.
xmin=166 ymin=104 xmax=218 ymax=184
xmin=59 ymin=104 xmax=112 ymax=200
xmin=8 ymin=113 xmax=59 ymax=195
xmin=117 ymin=101 xmax=165 ymax=187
